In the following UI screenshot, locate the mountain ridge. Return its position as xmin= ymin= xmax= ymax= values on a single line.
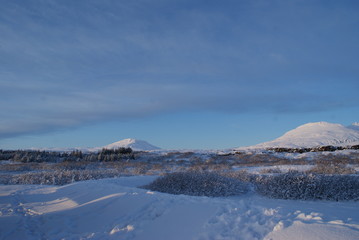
xmin=246 ymin=121 xmax=359 ymax=149
xmin=100 ymin=138 xmax=161 ymax=151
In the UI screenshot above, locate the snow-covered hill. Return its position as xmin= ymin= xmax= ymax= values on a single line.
xmin=100 ymin=138 xmax=160 ymax=151
xmin=248 ymin=122 xmax=359 ymax=149
xmin=31 ymin=139 xmax=160 ymax=152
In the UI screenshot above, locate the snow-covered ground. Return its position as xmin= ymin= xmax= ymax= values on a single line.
xmin=1 ymin=176 xmax=358 ymax=240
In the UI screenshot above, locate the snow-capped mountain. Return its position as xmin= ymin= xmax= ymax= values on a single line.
xmin=101 ymin=138 xmax=160 ymax=151
xmin=248 ymin=122 xmax=359 ymax=149
xmin=30 ymin=139 xmax=160 ymax=152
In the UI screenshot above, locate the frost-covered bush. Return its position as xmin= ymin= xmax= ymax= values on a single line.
xmin=2 ymin=169 xmax=126 ymax=185
xmin=259 ymin=167 xmax=283 ymax=174
xmin=143 ymin=171 xmax=249 ymax=197
xmin=222 ymin=170 xmax=253 ymax=182
xmin=307 ymin=161 xmax=356 ymax=174
xmin=255 ymin=172 xmax=359 ymax=201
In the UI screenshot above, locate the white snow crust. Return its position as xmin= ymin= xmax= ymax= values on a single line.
xmin=1 ymin=176 xmax=358 ymax=239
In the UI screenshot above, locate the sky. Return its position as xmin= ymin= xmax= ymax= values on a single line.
xmin=1 ymin=0 xmax=359 ymax=150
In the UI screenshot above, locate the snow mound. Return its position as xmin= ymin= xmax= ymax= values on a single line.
xmin=249 ymin=122 xmax=359 ymax=149
xmin=101 ymin=138 xmax=160 ymax=151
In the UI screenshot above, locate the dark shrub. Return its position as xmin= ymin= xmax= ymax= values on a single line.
xmin=1 ymin=169 xmax=126 ymax=185
xmin=255 ymin=172 xmax=359 ymax=201
xmin=314 ymin=145 xmax=337 ymax=152
xmin=143 ymin=171 xmax=249 ymax=197
xmin=259 ymin=167 xmax=283 ymax=174
xmin=307 ymin=161 xmax=356 ymax=175
xmin=100 ymin=147 xmax=133 ymax=155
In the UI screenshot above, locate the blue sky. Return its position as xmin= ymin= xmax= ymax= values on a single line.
xmin=1 ymin=0 xmax=359 ymax=150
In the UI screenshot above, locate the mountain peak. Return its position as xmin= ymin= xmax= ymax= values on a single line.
xmin=285 ymin=122 xmax=346 ymax=136
xmin=295 ymin=121 xmax=341 ymax=129
xmin=102 ymin=138 xmax=160 ymax=151
xmin=116 ymin=138 xmax=137 ymax=144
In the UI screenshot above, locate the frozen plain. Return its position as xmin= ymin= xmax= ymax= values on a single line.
xmin=0 ymin=176 xmax=358 ymax=240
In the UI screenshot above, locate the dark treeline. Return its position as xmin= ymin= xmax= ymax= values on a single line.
xmin=268 ymin=145 xmax=359 ymax=153
xmin=0 ymin=148 xmax=134 ymax=163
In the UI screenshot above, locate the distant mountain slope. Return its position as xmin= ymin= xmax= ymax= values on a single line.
xmin=347 ymin=122 xmax=359 ymax=131
xmin=248 ymin=122 xmax=359 ymax=149
xmin=101 ymin=138 xmax=160 ymax=151
xmin=28 ymin=139 xmax=160 ymax=152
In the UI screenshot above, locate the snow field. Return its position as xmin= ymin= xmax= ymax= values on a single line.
xmin=1 ymin=176 xmax=358 ymax=240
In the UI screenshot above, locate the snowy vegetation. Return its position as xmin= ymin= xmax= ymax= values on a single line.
xmin=143 ymin=171 xmax=249 ymax=197
xmin=307 ymin=159 xmax=356 ymax=174
xmin=1 ymin=169 xmax=125 ymax=185
xmin=142 ymin=170 xmax=359 ymax=201
xmin=1 ymin=148 xmax=359 ymax=201
xmin=0 ymin=148 xmax=134 ymax=162
xmin=253 ymin=172 xmax=359 ymax=201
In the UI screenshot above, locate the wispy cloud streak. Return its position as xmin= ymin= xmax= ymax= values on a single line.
xmin=1 ymin=0 xmax=358 ymax=138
